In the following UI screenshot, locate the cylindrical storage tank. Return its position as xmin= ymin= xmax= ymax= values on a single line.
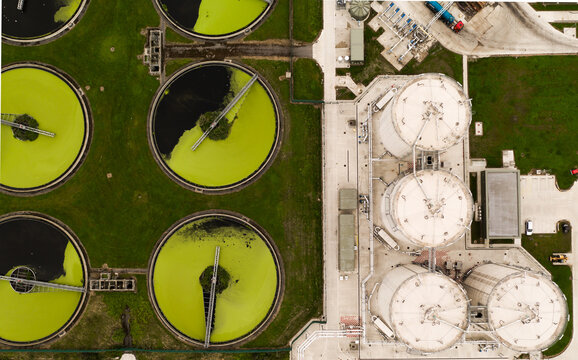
xmin=374 ymin=264 xmax=469 ymax=353
xmin=349 ymin=0 xmax=371 ymax=21
xmin=377 ymin=73 xmax=471 ymax=159
xmin=463 ymin=263 xmax=568 ymax=352
xmin=381 ymin=170 xmax=473 ymax=249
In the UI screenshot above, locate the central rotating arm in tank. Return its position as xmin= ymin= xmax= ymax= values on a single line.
xmin=1 ymin=114 xmax=56 ymax=138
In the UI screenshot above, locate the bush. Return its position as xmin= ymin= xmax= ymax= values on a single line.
xmin=199 ymin=265 xmax=231 ymax=294
xmin=12 ymin=114 xmax=39 ymax=141
xmin=198 ymin=110 xmax=234 ymax=141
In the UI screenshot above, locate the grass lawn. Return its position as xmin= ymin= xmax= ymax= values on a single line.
xmin=293 ymin=59 xmax=323 ymax=101
xmin=246 ymin=0 xmax=290 ymax=41
xmin=522 ymin=230 xmax=573 ymax=356
xmin=400 ymin=43 xmax=463 ymax=84
xmin=468 ymin=56 xmax=578 ymax=190
xmin=530 ymin=2 xmax=578 ymax=11
xmin=336 ymin=87 xmax=357 ymax=101
xmin=550 ymin=22 xmax=578 ymax=33
xmin=164 ymin=58 xmax=194 ymax=77
xmin=164 ymin=27 xmax=196 ymax=44
xmin=1 ymin=0 xmax=322 ymax=352
xmin=293 ymin=0 xmax=323 ymax=43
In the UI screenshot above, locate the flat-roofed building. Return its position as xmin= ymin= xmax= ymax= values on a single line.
xmin=482 ymin=168 xmax=521 ymax=239
xmin=350 ymin=28 xmax=364 ymax=65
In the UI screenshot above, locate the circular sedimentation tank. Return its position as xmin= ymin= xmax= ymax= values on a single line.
xmin=0 ymin=63 xmax=92 ymax=196
xmin=378 ymin=73 xmax=471 ymax=159
xmin=155 ymin=0 xmax=274 ymax=40
xmin=2 ymin=0 xmax=89 ymax=45
xmin=148 ymin=61 xmax=281 ymax=193
xmin=374 ymin=264 xmax=468 ymax=353
xmin=0 ymin=212 xmax=89 ymax=346
xmin=148 ymin=211 xmax=283 ymax=346
xmin=381 ymin=170 xmax=473 ymax=249
xmin=463 ymin=263 xmax=568 ymax=352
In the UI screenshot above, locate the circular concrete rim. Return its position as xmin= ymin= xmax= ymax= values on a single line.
xmin=384 ymin=169 xmax=474 ymax=249
xmin=389 ymin=271 xmax=469 ymax=354
xmin=0 ymin=211 xmax=91 ymax=347
xmin=152 ymin=0 xmax=276 ymax=41
xmin=0 ymin=61 xmax=94 ymax=197
xmin=147 ymin=60 xmax=283 ymax=195
xmin=146 ymin=209 xmax=285 ymax=348
xmin=1 ymin=0 xmax=91 ymax=46
xmin=485 ymin=268 xmax=569 ymax=352
xmin=390 ymin=73 xmax=471 ymax=152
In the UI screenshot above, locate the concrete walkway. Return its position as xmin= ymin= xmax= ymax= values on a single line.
xmin=535 ymin=11 xmax=578 ymax=23
xmin=312 ymin=0 xmax=337 ymax=101
xmin=335 ymin=75 xmax=365 ymax=96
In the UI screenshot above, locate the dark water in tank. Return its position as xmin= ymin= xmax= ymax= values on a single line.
xmin=153 ymin=64 xmax=231 ymax=156
xmin=159 ymin=0 xmax=202 ymax=29
xmin=0 ymin=218 xmax=70 ymax=281
xmin=2 ymin=0 xmax=80 ymax=39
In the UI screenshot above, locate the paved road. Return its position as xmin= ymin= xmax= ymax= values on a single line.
xmin=165 ymin=43 xmax=312 ymax=60
xmin=520 ymin=176 xmax=578 ymax=360
xmin=401 ymin=2 xmax=578 ymax=56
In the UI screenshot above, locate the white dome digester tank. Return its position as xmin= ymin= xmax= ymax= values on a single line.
xmin=373 ymin=264 xmax=469 ymax=353
xmin=463 ymin=263 xmax=568 ymax=352
xmin=381 ymin=169 xmax=474 ymax=249
xmin=377 ymin=73 xmax=471 ymax=160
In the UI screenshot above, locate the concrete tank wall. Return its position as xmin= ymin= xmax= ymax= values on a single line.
xmin=375 ymin=264 xmax=469 ymax=353
xmin=463 ymin=263 xmax=568 ymax=352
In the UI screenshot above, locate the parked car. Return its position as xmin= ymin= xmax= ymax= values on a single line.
xmin=525 ymin=220 xmax=533 ymax=236
xmin=561 ymin=222 xmax=571 ymax=234
xmin=550 ymin=254 xmax=568 ymax=264
xmin=571 ymin=168 xmax=578 ymax=175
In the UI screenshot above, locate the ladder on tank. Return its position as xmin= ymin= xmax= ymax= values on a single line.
xmin=1 ymin=113 xmax=55 ymax=138
xmin=204 ymin=246 xmax=220 ymax=348
xmin=191 ymin=74 xmax=258 ymax=151
xmin=0 ymin=275 xmax=85 ymax=293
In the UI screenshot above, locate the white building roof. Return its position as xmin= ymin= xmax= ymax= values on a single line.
xmin=387 ymin=272 xmax=468 ymax=353
xmin=390 ymin=74 xmax=470 ymax=152
xmin=385 ymin=170 xmax=473 ymax=248
xmin=487 ymin=271 xmax=568 ymax=352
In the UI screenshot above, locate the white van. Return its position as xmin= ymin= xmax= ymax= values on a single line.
xmin=525 ymin=220 xmax=533 ymax=236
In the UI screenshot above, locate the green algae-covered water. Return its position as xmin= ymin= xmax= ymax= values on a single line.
xmin=0 ymin=242 xmax=85 ymax=343
xmin=151 ymin=63 xmax=278 ymax=190
xmin=1 ymin=66 xmax=87 ymax=191
xmin=151 ymin=215 xmax=279 ymax=343
xmin=159 ymin=0 xmax=269 ymax=38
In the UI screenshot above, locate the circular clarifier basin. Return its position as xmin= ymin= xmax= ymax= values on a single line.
xmin=148 ymin=211 xmax=283 ymax=346
xmin=155 ymin=0 xmax=273 ymax=40
xmin=1 ymin=63 xmax=92 ymax=195
xmin=2 ymin=0 xmax=88 ymax=44
xmin=0 ymin=212 xmax=89 ymax=346
xmin=148 ymin=61 xmax=280 ymax=193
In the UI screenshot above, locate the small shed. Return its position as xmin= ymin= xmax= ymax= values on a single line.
xmin=350 ymin=28 xmax=364 ymax=65
xmin=339 ymin=214 xmax=355 ymax=272
xmin=339 ymin=188 xmax=357 ymax=210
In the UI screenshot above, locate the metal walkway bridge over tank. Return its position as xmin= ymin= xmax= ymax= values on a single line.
xmin=1 ymin=113 xmax=56 ymax=138
xmin=191 ymin=74 xmax=258 ymax=151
